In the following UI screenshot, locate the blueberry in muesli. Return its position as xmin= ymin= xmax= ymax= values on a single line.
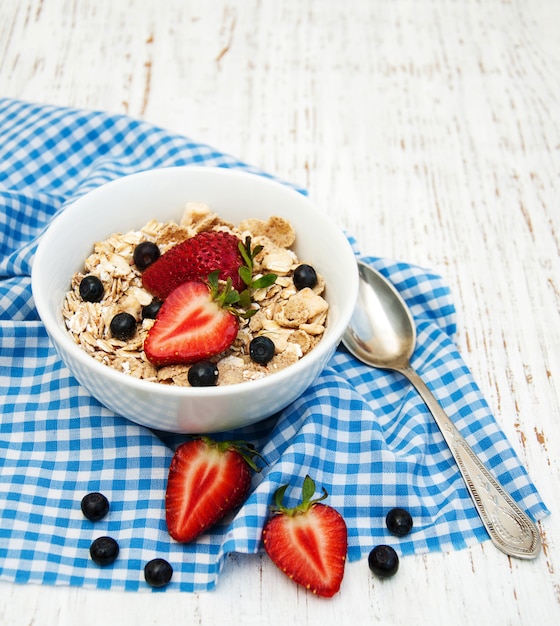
xmin=79 ymin=275 xmax=104 ymax=302
xmin=293 ymin=264 xmax=317 ymax=290
xmin=133 ymin=241 xmax=160 ymax=271
xmin=110 ymin=312 xmax=136 ymax=341
xmin=188 ymin=360 xmax=219 ymax=387
xmin=249 ymin=336 xmax=275 ymax=365
xmin=142 ymin=298 xmax=163 ymax=320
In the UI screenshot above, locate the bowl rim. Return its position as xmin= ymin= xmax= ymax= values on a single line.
xmin=32 ymin=165 xmax=359 ymax=400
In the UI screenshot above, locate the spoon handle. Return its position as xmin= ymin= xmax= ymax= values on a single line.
xmin=400 ymin=366 xmax=541 ymax=559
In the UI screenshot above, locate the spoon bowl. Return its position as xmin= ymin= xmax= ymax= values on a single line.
xmin=343 ymin=262 xmax=415 ymax=370
xmin=343 ymin=261 xmax=540 ymax=560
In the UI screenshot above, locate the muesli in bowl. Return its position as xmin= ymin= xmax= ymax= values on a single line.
xmin=32 ymin=166 xmax=359 ymax=432
xmin=62 ymin=202 xmax=329 ymax=388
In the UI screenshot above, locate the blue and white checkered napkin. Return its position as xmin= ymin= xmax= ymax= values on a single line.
xmin=0 ymin=98 xmax=548 ymax=593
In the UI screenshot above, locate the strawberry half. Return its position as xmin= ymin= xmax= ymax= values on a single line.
xmin=165 ymin=437 xmax=262 ymax=543
xmin=142 ymin=230 xmax=244 ymax=300
xmin=262 ymin=475 xmax=348 ymax=598
xmin=144 ymin=278 xmax=239 ymax=366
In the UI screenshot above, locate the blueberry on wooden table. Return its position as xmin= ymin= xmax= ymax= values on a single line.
xmin=368 ymin=545 xmax=399 ymax=578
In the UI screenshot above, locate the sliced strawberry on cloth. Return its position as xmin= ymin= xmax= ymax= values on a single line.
xmin=144 ymin=276 xmax=239 ymax=366
xmin=142 ymin=230 xmax=244 ymax=299
xmin=262 ymin=475 xmax=348 ymax=598
xmin=165 ymin=437 xmax=262 ymax=543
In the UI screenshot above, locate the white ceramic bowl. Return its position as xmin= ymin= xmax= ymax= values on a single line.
xmin=32 ymin=166 xmax=359 ymax=433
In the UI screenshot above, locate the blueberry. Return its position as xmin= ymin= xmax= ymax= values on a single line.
xmin=144 ymin=558 xmax=173 ymax=588
xmin=293 ymin=264 xmax=318 ymax=290
xmin=89 ymin=536 xmax=119 ymax=566
xmin=81 ymin=492 xmax=110 ymax=522
xmin=110 ymin=312 xmax=136 ymax=341
xmin=368 ymin=545 xmax=399 ymax=578
xmin=133 ymin=241 xmax=160 ymax=271
xmin=142 ymin=298 xmax=163 ymax=320
xmin=188 ymin=360 xmax=219 ymax=387
xmin=386 ymin=507 xmax=413 ymax=537
xmin=79 ymin=275 xmax=104 ymax=302
xmin=249 ymin=336 xmax=275 ymax=365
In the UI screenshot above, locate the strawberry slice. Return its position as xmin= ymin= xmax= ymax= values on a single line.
xmin=142 ymin=230 xmax=244 ymax=300
xmin=144 ymin=279 xmax=239 ymax=366
xmin=262 ymin=475 xmax=348 ymax=598
xmin=165 ymin=437 xmax=261 ymax=543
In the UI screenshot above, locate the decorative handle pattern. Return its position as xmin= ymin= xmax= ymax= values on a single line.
xmin=401 ymin=366 xmax=541 ymax=559
xmin=453 ymin=436 xmax=540 ymax=557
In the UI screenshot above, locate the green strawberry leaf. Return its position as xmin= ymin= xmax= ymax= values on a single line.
xmin=238 ymin=265 xmax=253 ymax=287
xmin=238 ymin=288 xmax=252 ymax=310
xmin=238 ymin=238 xmax=253 ymax=268
xmin=252 ymin=274 xmax=277 ymax=290
xmin=208 ymin=236 xmax=279 ymax=319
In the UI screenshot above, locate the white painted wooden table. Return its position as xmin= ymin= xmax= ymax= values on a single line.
xmin=1 ymin=1 xmax=559 ymax=624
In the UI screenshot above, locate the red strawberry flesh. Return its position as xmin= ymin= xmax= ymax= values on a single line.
xmin=142 ymin=230 xmax=244 ymax=299
xmin=262 ymin=477 xmax=348 ymax=598
xmin=263 ymin=503 xmax=347 ymax=597
xmin=144 ymin=280 xmax=239 ymax=366
xmin=165 ymin=439 xmax=252 ymax=543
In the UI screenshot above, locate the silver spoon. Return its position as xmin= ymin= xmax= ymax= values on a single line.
xmin=343 ymin=261 xmax=540 ymax=559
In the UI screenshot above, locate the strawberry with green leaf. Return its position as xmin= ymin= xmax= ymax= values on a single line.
xmin=165 ymin=437 xmax=263 ymax=543
xmin=143 ymin=235 xmax=277 ymax=366
xmin=262 ymin=475 xmax=348 ymax=598
xmin=144 ymin=272 xmax=240 ymax=366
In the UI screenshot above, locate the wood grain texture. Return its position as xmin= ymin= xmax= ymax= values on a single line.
xmin=1 ymin=0 xmax=559 ymax=624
